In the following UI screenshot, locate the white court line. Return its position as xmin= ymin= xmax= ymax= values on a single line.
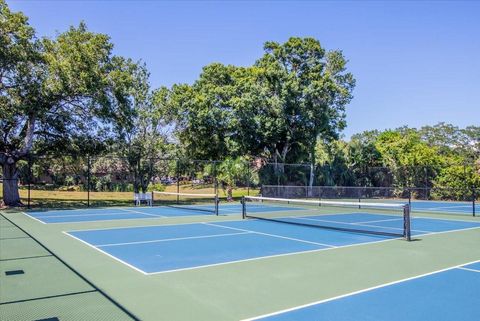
xmin=241 ymin=259 xmax=480 ymax=321
xmin=66 ymin=218 xmax=236 ymax=233
xmin=203 ymin=222 xmax=337 ymax=248
xmin=354 ymin=218 xmax=404 ymax=224
xmin=457 ymin=267 xmax=480 ymax=273
xmin=412 ymin=215 xmax=480 ymax=224
xmin=97 ymin=231 xmax=252 ymax=247
xmin=117 ymin=208 xmax=167 ymax=218
xmin=293 ymin=216 xmax=432 ymax=234
xmin=22 ymin=212 xmax=47 ymax=224
xmin=353 ymin=223 xmax=432 ymax=234
xmin=26 ymin=208 xmax=221 ymax=225
xmin=32 ymin=215 xmax=166 ymax=225
xmin=425 ymin=205 xmax=473 ymax=210
xmin=34 ymin=212 xmax=145 ymax=219
xmin=63 ymin=231 xmax=149 ymax=275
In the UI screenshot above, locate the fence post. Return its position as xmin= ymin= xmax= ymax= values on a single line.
xmin=246 ymin=160 xmax=250 ymax=196
xmin=176 ymin=159 xmax=180 ymax=204
xmin=213 ymin=161 xmax=218 ymax=196
xmin=87 ymin=155 xmax=90 ymax=207
xmin=27 ymin=155 xmax=32 ymax=209
xmin=473 ymin=188 xmax=476 ymax=217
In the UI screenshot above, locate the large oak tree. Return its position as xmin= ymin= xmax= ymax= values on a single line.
xmin=0 ymin=1 xmax=136 ymax=206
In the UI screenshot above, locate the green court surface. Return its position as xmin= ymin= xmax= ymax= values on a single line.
xmin=1 ymin=205 xmax=480 ymax=321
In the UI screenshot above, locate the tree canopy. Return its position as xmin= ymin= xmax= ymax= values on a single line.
xmin=0 ymin=1 xmax=150 ymax=205
xmin=161 ymin=37 xmax=355 ymax=165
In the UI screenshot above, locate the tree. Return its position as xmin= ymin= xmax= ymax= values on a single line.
xmin=163 ymin=37 xmax=355 ymax=186
xmin=217 ymin=157 xmax=249 ymax=201
xmin=1 ymin=1 xmax=41 ymax=205
xmin=111 ymin=61 xmax=170 ymax=193
xmin=255 ymin=37 xmax=355 ymax=170
xmin=346 ymin=130 xmax=383 ymax=186
xmin=315 ymin=140 xmax=356 ymax=186
xmin=161 ymin=63 xmax=268 ymax=160
xmin=375 ymin=130 xmax=442 ymax=190
xmin=0 ymin=2 xmax=135 ymax=206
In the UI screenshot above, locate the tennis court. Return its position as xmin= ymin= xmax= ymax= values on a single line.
xmin=65 ymin=211 xmax=480 ymax=274
xmin=24 ymin=205 xmax=230 ymax=224
xmin=244 ymin=261 xmax=480 ymax=321
xmin=3 ymin=194 xmax=480 ymax=321
xmin=409 ymin=200 xmax=478 ymax=214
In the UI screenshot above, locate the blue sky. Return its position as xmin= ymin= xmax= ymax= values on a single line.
xmin=8 ymin=0 xmax=480 ymax=139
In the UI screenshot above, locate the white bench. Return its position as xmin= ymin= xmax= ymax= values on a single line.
xmin=134 ymin=192 xmax=152 ymax=206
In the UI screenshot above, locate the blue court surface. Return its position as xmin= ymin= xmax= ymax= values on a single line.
xmin=409 ymin=200 xmax=478 ymax=214
xmin=66 ymin=213 xmax=480 ymax=274
xmin=26 ymin=203 xmax=280 ymax=224
xmin=245 ymin=261 xmax=480 ymax=321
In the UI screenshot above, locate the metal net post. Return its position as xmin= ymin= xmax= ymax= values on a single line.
xmin=404 ymin=204 xmax=412 ymax=241
xmin=241 ymin=196 xmax=246 ymax=219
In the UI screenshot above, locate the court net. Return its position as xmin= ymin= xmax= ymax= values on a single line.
xmin=152 ymin=191 xmax=219 ymax=215
xmin=242 ymin=196 xmax=411 ymax=240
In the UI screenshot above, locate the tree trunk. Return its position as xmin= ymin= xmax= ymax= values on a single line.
xmin=1 ymin=160 xmax=23 ymax=207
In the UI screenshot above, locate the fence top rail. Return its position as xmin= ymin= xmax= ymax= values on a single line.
xmin=262 ymin=185 xmax=478 ymax=191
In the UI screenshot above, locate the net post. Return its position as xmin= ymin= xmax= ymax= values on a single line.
xmin=408 ymin=188 xmax=412 ymax=209
xmin=241 ymin=196 xmax=246 ymax=219
xmin=215 ymin=194 xmax=219 ymax=216
xmin=151 ymin=191 xmax=154 ymax=207
xmin=404 ymin=204 xmax=412 ymax=241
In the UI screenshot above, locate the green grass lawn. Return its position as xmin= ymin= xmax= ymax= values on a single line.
xmin=0 ymin=182 xmax=259 ymax=209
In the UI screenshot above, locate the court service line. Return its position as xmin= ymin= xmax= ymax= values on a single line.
xmin=97 ymin=231 xmax=252 ymax=247
xmin=117 ymin=208 xmax=167 ymax=217
xmin=289 ymin=216 xmax=431 ymax=234
xmin=34 ymin=212 xmax=147 ymax=219
xmin=425 ymin=205 xmax=473 ymax=210
xmin=31 ymin=215 xmax=168 ymax=225
xmin=412 ymin=215 xmax=480 ymax=224
xmin=240 ymin=259 xmax=480 ymax=321
xmin=65 ymin=218 xmax=244 ymax=233
xmin=352 ymin=222 xmax=432 ymax=234
xmin=457 ymin=267 xmax=480 ymax=273
xmin=203 ymin=222 xmax=337 ymax=248
xmin=354 ymin=218 xmax=404 ymax=224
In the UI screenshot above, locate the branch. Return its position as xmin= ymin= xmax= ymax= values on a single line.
xmin=18 ymin=113 xmax=35 ymax=156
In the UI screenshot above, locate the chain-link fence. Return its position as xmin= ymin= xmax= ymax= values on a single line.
xmin=1 ymin=154 xmax=478 ymax=210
